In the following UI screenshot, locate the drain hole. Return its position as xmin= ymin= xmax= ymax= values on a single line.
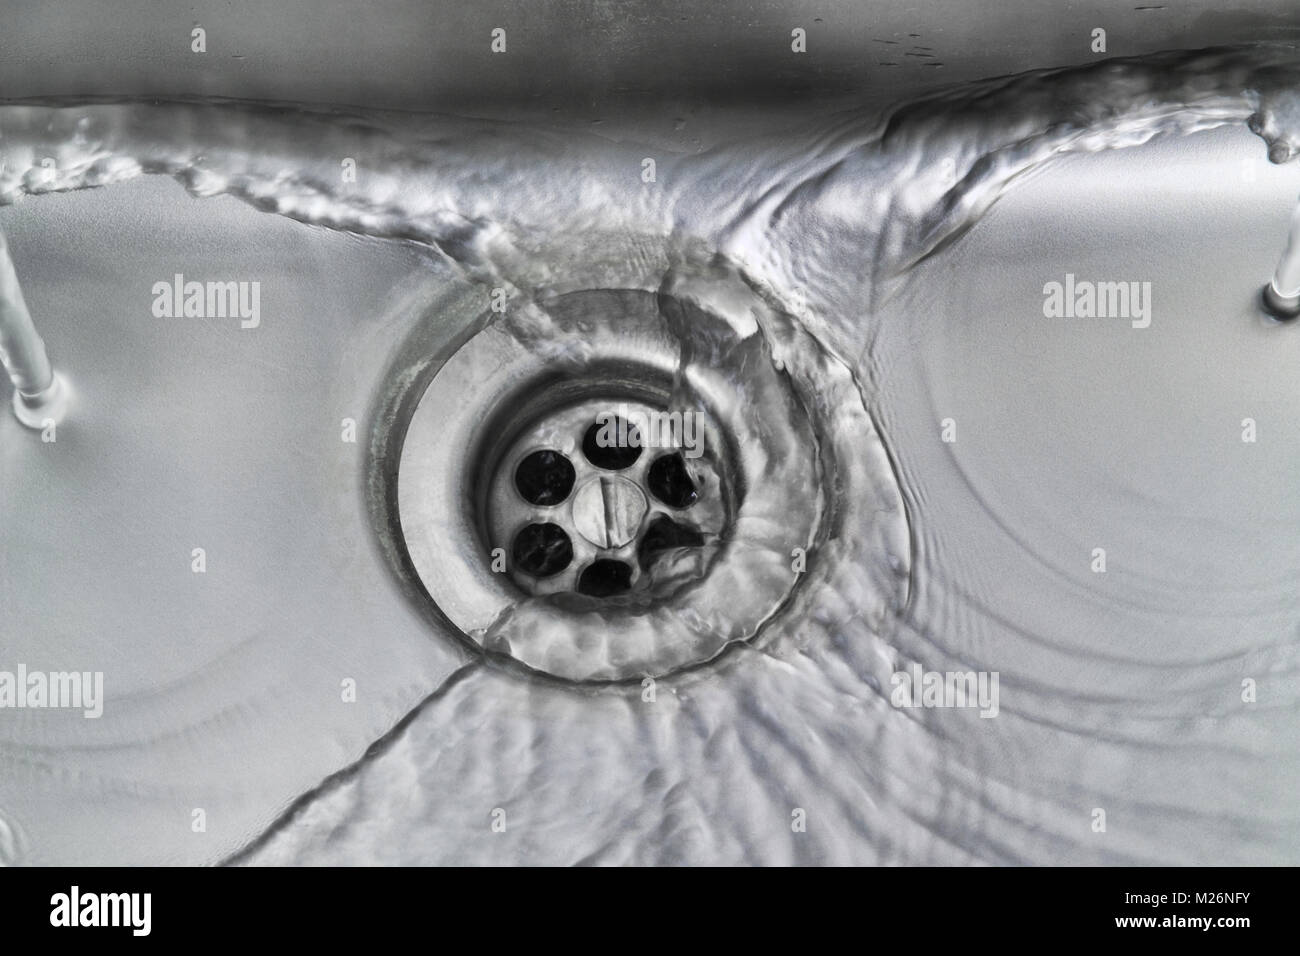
xmin=582 ymin=418 xmax=642 ymax=471
xmin=647 ymin=453 xmax=699 ymax=508
xmin=577 ymin=559 xmax=633 ymax=597
xmin=514 ymin=449 xmax=576 ymax=506
xmin=512 ymin=523 xmax=573 ymax=577
xmin=638 ymin=515 xmax=705 ymax=569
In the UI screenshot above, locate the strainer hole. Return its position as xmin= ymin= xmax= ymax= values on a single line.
xmin=638 ymin=515 xmax=705 ymax=569
xmin=582 ymin=418 xmax=642 ymax=471
xmin=512 ymin=523 xmax=574 ymax=577
xmin=514 ymin=449 xmax=576 ymax=506
xmin=647 ymin=453 xmax=699 ymax=508
xmin=577 ymin=559 xmax=633 ymax=597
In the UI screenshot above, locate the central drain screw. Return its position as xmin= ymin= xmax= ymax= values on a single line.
xmin=571 ymin=476 xmax=648 ymax=548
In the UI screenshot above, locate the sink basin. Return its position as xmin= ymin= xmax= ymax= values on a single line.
xmin=3 ymin=3 xmax=1300 ymax=868
xmin=0 ymin=179 xmax=472 ymax=864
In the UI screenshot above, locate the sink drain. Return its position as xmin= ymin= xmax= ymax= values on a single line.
xmin=393 ymin=286 xmax=823 ymax=682
xmin=486 ymin=397 xmax=728 ymax=598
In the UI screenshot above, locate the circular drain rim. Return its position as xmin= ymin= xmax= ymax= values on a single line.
xmin=395 ymin=287 xmax=823 ymax=682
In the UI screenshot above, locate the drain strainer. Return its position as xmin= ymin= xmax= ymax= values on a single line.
xmin=394 ymin=287 xmax=823 ymax=682
xmin=486 ymin=397 xmax=728 ymax=598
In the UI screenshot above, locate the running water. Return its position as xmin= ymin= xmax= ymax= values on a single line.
xmin=3 ymin=44 xmax=1299 ymax=864
xmin=3 ymin=47 xmax=1299 ymax=330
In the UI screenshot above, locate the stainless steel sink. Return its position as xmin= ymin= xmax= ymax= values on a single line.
xmin=1 ymin=180 xmax=473 ymax=864
xmin=3 ymin=2 xmax=1300 ymax=868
